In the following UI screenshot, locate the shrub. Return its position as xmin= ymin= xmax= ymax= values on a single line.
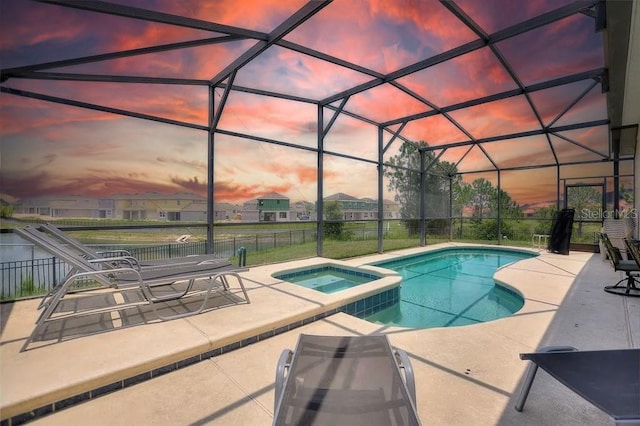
xmin=0 ymin=205 xmax=14 ymax=218
xmin=471 ymin=219 xmax=513 ymax=240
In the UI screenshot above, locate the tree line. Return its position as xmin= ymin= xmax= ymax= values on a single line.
xmin=383 ymin=140 xmax=617 ymax=240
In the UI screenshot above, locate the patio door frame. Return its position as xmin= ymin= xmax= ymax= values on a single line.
xmin=564 ymin=182 xmax=606 ymax=227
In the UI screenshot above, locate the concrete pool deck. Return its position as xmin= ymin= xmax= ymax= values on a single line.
xmin=1 ymin=243 xmax=639 ymax=425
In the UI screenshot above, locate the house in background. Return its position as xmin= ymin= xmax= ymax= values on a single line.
xmin=14 ymin=192 xmax=399 ymax=222
xmin=15 ymin=193 xmax=215 ymax=222
xmin=383 ymin=199 xmax=401 ymax=219
xmin=15 ymin=195 xmax=113 ymax=219
xmin=213 ymin=202 xmax=241 ymax=221
xmin=111 ymin=193 xmax=207 ymax=221
xmin=242 ymin=192 xmax=292 ymax=222
xmin=292 ymin=200 xmax=315 ymax=220
xmin=323 ymin=193 xmax=378 ymax=220
xmin=322 ymin=193 xmax=401 ymax=220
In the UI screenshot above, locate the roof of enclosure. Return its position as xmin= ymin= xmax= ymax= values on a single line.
xmin=0 ymin=0 xmax=637 ymax=199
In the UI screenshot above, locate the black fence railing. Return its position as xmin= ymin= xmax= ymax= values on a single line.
xmin=1 ymin=257 xmax=71 ymax=300
xmin=125 ymin=241 xmax=208 ymax=260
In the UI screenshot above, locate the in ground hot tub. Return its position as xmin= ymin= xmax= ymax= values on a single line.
xmin=272 ymin=264 xmax=382 ymax=294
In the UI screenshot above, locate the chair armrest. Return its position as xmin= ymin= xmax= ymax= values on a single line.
xmin=88 ymin=255 xmax=142 ymax=270
xmin=394 ymin=348 xmax=416 ymax=405
xmin=274 ymin=349 xmax=293 ymax=414
xmin=96 ymin=249 xmax=133 ymax=257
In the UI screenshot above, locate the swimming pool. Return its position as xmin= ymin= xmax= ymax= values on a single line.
xmin=366 ymin=247 xmax=536 ymax=328
xmin=273 ymin=265 xmax=381 ymax=294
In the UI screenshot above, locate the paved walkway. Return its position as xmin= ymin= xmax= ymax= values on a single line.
xmin=1 ymin=244 xmax=638 ymax=425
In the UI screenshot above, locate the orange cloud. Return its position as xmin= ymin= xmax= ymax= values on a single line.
xmin=3 ymin=79 xmax=209 ymax=126
xmin=397 ymin=47 xmax=517 ymax=109
xmin=400 ymin=115 xmax=470 ymax=146
xmin=448 ymin=95 xmax=539 ymax=139
xmin=0 ymin=169 xmax=186 ymax=199
xmin=213 ymin=180 xmax=295 ymax=203
xmin=346 ymin=83 xmax=431 ymax=124
xmin=284 ymin=0 xmax=477 ymax=74
xmin=238 ymin=46 xmax=373 ymax=100
xmin=217 ymin=91 xmax=318 ymax=143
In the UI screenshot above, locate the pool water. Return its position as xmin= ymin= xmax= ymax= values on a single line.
xmin=366 ymin=248 xmax=535 ymax=328
xmin=273 ymin=266 xmax=380 ymax=294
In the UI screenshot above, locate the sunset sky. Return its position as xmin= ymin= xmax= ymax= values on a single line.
xmin=0 ymin=0 xmax=627 ymax=209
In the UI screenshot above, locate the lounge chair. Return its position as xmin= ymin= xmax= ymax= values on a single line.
xmin=16 ymin=226 xmax=234 ymax=280
xmin=38 ymin=223 xmax=224 ymax=269
xmin=599 ymin=233 xmax=640 ymax=296
xmin=273 ymin=334 xmax=421 ymax=426
xmin=14 ymin=227 xmax=249 ymax=351
xmin=514 ymin=346 xmax=640 ymax=425
xmin=620 ymin=238 xmax=640 ymax=297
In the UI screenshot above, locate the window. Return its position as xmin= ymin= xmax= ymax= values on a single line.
xmin=279 ymin=212 xmax=287 ymax=219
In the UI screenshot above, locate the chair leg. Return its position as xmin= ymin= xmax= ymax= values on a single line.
xmin=604 ymin=273 xmax=640 ymax=297
xmin=515 ymin=346 xmax=578 ymax=412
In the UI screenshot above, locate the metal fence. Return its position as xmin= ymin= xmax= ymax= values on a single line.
xmin=1 ymin=257 xmax=71 ymax=300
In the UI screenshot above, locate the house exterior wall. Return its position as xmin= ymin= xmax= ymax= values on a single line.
xmin=259 ymin=198 xmax=289 ymax=211
xmin=15 ymin=197 xmax=111 ymax=218
xmin=242 ymin=195 xmax=292 ymax=222
xmin=242 ymin=210 xmax=260 ymax=222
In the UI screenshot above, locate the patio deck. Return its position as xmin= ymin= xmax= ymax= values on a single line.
xmin=1 ymin=243 xmax=638 ymax=425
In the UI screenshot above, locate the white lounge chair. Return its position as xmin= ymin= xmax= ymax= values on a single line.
xmin=14 ymin=226 xmax=249 ymax=351
xmin=600 ymin=217 xmax=636 ymax=260
xmin=39 ymin=223 xmax=225 ymax=269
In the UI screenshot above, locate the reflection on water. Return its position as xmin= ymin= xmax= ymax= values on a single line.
xmin=1 ymin=233 xmax=47 ymax=262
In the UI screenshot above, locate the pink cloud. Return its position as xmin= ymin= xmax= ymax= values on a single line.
xmin=3 ymin=79 xmax=209 ymax=126
xmin=0 ymin=3 xmax=90 ymax=51
xmin=345 ymin=83 xmax=432 ymax=124
xmin=400 ymin=115 xmax=471 ymax=146
xmin=284 ymin=0 xmax=477 ymax=74
xmin=0 ymin=169 xmax=184 ymax=199
xmin=447 ymin=95 xmax=539 ymax=139
xmin=397 ymin=47 xmax=517 ymax=109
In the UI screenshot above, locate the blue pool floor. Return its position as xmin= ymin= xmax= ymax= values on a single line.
xmin=366 ymin=250 xmax=530 ymax=328
xmin=284 ymin=269 xmax=374 ymax=294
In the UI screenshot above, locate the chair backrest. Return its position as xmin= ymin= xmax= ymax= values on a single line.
xmin=603 ymin=217 xmax=636 ymax=238
xmin=602 ymin=218 xmax=637 ymax=255
xmin=600 ymin=233 xmax=622 ymax=267
xmin=624 ymin=239 xmax=640 ymax=267
xmin=14 ymin=227 xmax=103 ymax=272
xmin=14 ymin=227 xmax=121 ymax=288
xmin=274 ymin=334 xmax=420 ymax=426
xmin=39 ymin=223 xmax=98 ymax=258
